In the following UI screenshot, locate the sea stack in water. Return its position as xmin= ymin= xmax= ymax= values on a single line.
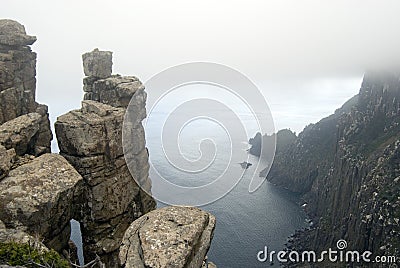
xmin=239 ymin=161 xmax=252 ymax=169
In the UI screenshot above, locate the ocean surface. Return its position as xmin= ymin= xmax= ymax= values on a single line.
xmin=144 ymin=85 xmax=308 ymax=267
xmin=154 ymin=152 xmax=308 ymax=267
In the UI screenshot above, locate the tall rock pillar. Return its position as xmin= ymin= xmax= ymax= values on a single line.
xmin=55 ymin=49 xmax=156 ymax=266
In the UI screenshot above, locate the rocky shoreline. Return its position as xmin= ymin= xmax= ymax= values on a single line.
xmin=251 ymin=71 xmax=400 ymax=267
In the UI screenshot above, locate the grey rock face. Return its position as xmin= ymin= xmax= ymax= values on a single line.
xmin=267 ymin=70 xmax=400 ymax=261
xmin=56 ymin=99 xmax=155 ymax=265
xmin=0 ymin=154 xmax=83 ymax=252
xmin=0 ymin=19 xmax=51 ymax=153
xmin=82 ymin=48 xmax=112 ymax=79
xmin=0 ymin=145 xmax=15 ymax=180
xmin=0 ymin=21 xmax=71 ymax=258
xmin=119 ymin=206 xmax=216 ymax=268
xmin=56 ymin=64 xmax=156 ymax=266
xmin=56 ymin=101 xmax=126 ymax=159
xmin=0 ymin=20 xmax=38 ymax=124
xmin=84 ymin=75 xmax=145 ymax=108
xmin=0 ymin=109 xmax=52 ymax=156
xmin=0 ymin=21 xmax=217 ymax=267
xmin=0 ymin=19 xmax=36 ymax=47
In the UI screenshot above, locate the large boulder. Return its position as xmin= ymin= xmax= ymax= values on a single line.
xmin=0 ymin=154 xmax=83 ymax=251
xmin=119 ymin=206 xmax=216 ymax=268
xmin=0 ymin=108 xmax=52 ymax=156
xmin=56 ymin=100 xmax=125 ymax=159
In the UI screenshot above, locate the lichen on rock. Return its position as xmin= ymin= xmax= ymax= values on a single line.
xmin=0 ymin=154 xmax=83 ymax=252
xmin=119 ymin=206 xmax=216 ymax=268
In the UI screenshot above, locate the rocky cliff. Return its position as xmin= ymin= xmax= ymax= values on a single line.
xmin=0 ymin=20 xmax=52 ymax=157
xmin=55 ymin=49 xmax=157 ymax=266
xmin=55 ymin=48 xmax=216 ymax=267
xmin=0 ymin=21 xmax=216 ymax=268
xmin=263 ymin=71 xmax=400 ymax=265
xmin=0 ymin=19 xmax=81 ymax=258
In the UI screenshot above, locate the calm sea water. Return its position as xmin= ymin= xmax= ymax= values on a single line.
xmin=154 ymin=154 xmax=308 ymax=267
xmin=145 ymin=107 xmax=307 ymax=267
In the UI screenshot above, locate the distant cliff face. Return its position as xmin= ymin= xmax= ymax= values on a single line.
xmin=265 ymin=71 xmax=400 ymax=262
xmin=249 ymin=129 xmax=296 ymax=158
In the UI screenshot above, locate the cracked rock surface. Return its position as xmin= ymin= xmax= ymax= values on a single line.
xmin=120 ymin=206 xmax=216 ymax=268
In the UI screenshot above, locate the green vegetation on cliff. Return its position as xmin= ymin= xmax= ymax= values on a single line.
xmin=0 ymin=242 xmax=69 ymax=267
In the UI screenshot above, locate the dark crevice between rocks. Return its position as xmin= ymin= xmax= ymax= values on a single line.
xmin=135 ymin=217 xmax=149 ymax=268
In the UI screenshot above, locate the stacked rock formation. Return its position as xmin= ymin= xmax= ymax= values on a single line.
xmin=0 ymin=19 xmax=82 ymax=257
xmin=0 ymin=19 xmax=52 ymax=158
xmin=0 ymin=19 xmax=37 ymax=124
xmin=55 ymin=48 xmax=156 ymax=266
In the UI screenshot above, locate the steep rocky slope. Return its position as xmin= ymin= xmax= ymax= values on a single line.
xmin=264 ymin=71 xmax=400 ymax=265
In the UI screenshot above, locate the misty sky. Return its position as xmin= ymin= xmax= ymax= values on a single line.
xmin=2 ymin=0 xmax=400 ymax=134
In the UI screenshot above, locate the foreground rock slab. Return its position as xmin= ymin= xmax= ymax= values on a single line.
xmin=0 ymin=154 xmax=82 ymax=251
xmin=119 ymin=206 xmax=216 ymax=268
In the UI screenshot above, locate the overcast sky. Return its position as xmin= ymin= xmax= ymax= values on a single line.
xmin=2 ymin=0 xmax=400 ymax=133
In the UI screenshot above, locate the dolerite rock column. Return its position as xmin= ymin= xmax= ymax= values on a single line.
xmin=0 ymin=19 xmax=39 ymax=123
xmin=0 ymin=19 xmax=52 ymax=155
xmin=0 ymin=20 xmax=80 ymax=257
xmin=55 ymin=49 xmax=156 ymax=267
